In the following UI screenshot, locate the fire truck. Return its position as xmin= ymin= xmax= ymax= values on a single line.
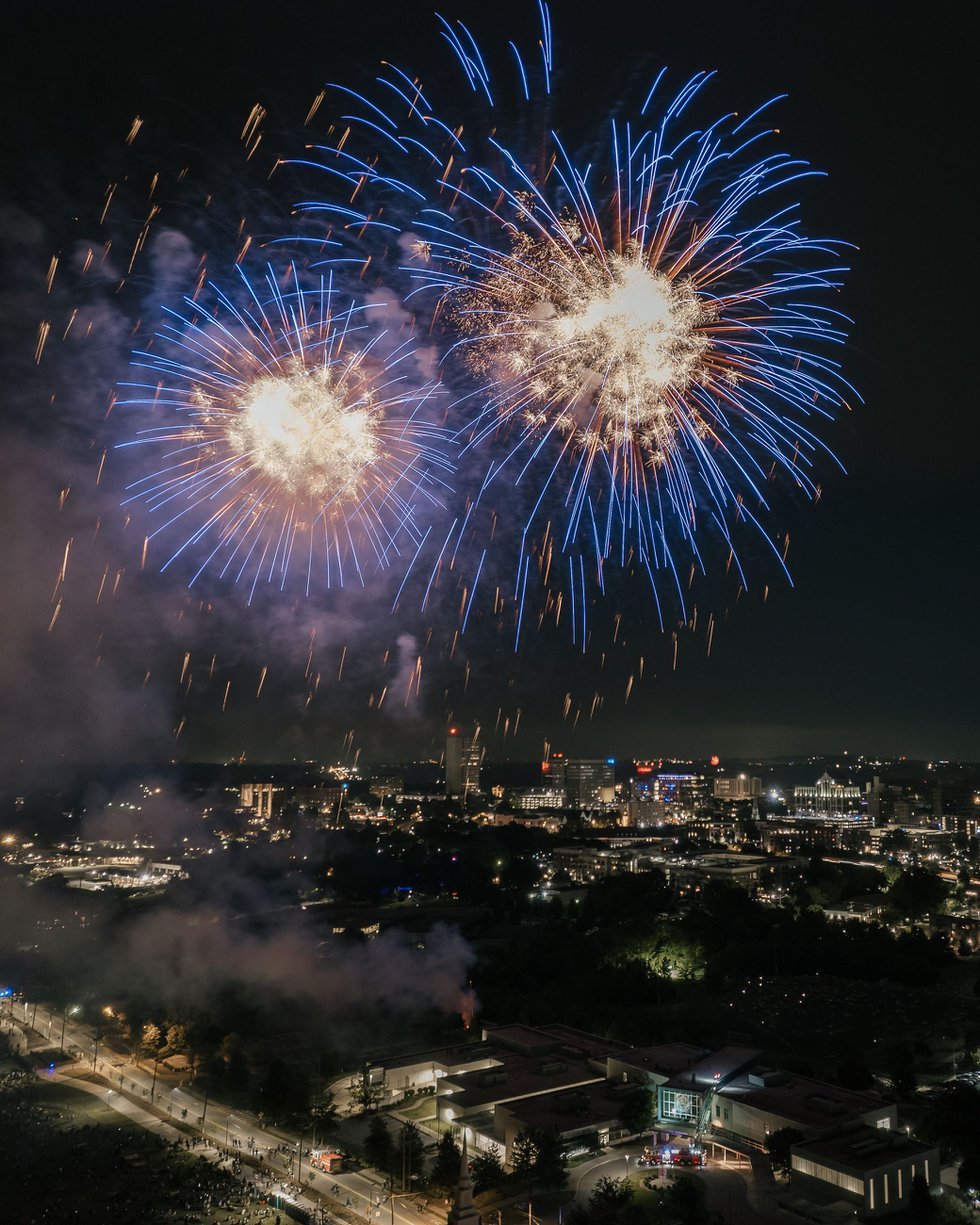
xmin=310 ymin=1151 xmax=345 ymax=1173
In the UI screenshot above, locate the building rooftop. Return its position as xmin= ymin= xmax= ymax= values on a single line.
xmin=375 ymin=1041 xmax=497 ymax=1074
xmin=719 ymin=1072 xmax=889 ymax=1132
xmin=536 ymin=1024 xmax=631 ymax=1059
xmin=482 ymin=1024 xmax=562 ymax=1057
xmin=440 ymin=1052 xmax=603 ymax=1114
xmin=499 ymin=1080 xmax=631 ymax=1134
xmin=611 ymin=1042 xmax=709 ymax=1080
xmin=793 ymin=1123 xmax=936 ymax=1173
xmin=664 ymin=1046 xmax=762 ymax=1091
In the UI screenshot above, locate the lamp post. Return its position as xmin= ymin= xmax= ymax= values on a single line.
xmin=59 ymin=1004 xmax=79 ymax=1053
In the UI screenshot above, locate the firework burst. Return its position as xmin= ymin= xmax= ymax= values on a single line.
xmin=296 ymin=6 xmax=856 ymax=643
xmin=117 ymin=265 xmax=452 ymax=598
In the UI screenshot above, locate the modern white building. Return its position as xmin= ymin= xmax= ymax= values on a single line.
xmin=791 ymin=1123 xmax=939 ymax=1216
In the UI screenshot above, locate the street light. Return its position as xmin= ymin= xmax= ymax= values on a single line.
xmin=59 ymin=1005 xmax=79 ymax=1055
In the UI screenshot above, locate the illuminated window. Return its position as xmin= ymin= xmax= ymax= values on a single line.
xmin=661 ymin=1089 xmax=700 ymax=1123
xmin=792 ymin=1157 xmax=864 ymax=1198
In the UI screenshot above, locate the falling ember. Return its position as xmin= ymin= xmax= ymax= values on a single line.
xmin=125 ymin=115 xmax=144 ymax=145
xmin=337 ymin=645 xmax=347 ymax=682
xmin=256 ymin=665 xmax=268 ymax=698
xmin=140 ymin=537 xmax=149 ymax=570
xmin=52 ymin=538 xmax=72 ymax=599
xmin=305 ymin=91 xmax=325 ymax=125
xmin=47 ymin=600 xmax=62 ymax=632
xmin=174 ymin=717 xmax=186 ymax=740
xmin=35 ymin=320 xmax=51 ymax=365
xmin=222 ymin=681 xmax=231 ymax=711
xmin=179 ymin=652 xmax=191 ymax=686
xmin=46 ymin=256 xmax=58 ymax=294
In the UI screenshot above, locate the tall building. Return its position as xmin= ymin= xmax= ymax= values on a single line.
xmin=541 ymin=751 xmax=566 ymax=794
xmin=714 ymin=775 xmax=763 ymax=801
xmin=240 ymin=783 xmax=279 ymax=820
xmin=564 ymin=759 xmax=616 ymax=809
xmin=446 ymin=728 xmax=482 ymax=797
xmin=793 ymin=773 xmax=863 ymax=821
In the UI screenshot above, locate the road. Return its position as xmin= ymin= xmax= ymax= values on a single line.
xmin=7 ymin=999 xmax=442 ymax=1225
xmin=564 ymin=1141 xmax=755 ymax=1225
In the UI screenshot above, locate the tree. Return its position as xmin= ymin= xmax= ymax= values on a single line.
xmin=909 ymin=1172 xmax=936 ymax=1218
xmin=349 ymin=1065 xmax=384 ymax=1113
xmin=884 ymin=1041 xmax=918 ymax=1096
xmin=257 ymin=1057 xmax=307 ymax=1119
xmin=957 ymin=1147 xmax=980 ymax=1192
xmin=430 ymin=1129 xmax=461 ymax=1193
xmin=510 ymin=1129 xmax=537 ymax=1185
xmin=917 ymin=1081 xmax=980 ymax=1161
xmin=141 ymin=1023 xmax=162 ymax=1052
xmin=164 ymin=1023 xmax=188 ymax=1054
xmin=766 ymin=1127 xmax=805 ymax=1176
xmin=531 ymin=1126 xmax=568 ymax=1190
xmin=470 ymin=1143 xmax=504 ymax=1194
xmin=887 ymin=867 xmax=947 ymax=917
xmin=579 ymin=1175 xmax=641 ymax=1225
xmin=364 ymin=1115 xmax=395 ymax=1178
xmin=226 ymin=1048 xmax=251 ymax=1095
xmin=617 ymin=1086 xmax=654 ymax=1136
xmin=398 ymin=1122 xmax=426 ymax=1189
xmin=660 ymin=1174 xmax=711 ymax=1225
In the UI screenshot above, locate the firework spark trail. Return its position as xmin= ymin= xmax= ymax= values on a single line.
xmin=115 ymin=263 xmax=454 ymax=597
xmin=296 ymin=3 xmax=856 ymax=648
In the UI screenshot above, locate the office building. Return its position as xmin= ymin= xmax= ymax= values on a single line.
xmin=446 ymin=728 xmax=482 ymax=797
xmin=793 ymin=773 xmax=864 ymax=821
xmin=564 ymin=759 xmax=616 ymax=808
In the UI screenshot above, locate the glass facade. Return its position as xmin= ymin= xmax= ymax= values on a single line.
xmin=660 ymin=1088 xmax=701 ymax=1123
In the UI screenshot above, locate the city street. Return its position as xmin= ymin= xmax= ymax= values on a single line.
xmin=7 ymin=999 xmax=444 ymax=1225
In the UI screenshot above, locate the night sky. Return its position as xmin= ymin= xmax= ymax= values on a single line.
xmin=0 ymin=2 xmax=975 ymax=767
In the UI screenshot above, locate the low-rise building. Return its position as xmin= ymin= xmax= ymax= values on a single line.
xmin=713 ymin=1070 xmax=895 ymax=1147
xmin=791 ymin=1123 xmax=939 ymax=1216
